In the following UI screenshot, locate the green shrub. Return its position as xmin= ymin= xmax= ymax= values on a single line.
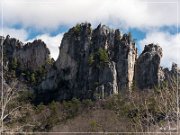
xmin=46 ymin=56 xmax=54 ymax=65
xmin=18 ymin=90 xmax=35 ymax=102
xmin=82 ymin=99 xmax=93 ymax=108
xmin=98 ymin=48 xmax=109 ymax=63
xmin=11 ymin=58 xmax=18 ymax=69
xmin=89 ymin=120 xmax=101 ymax=131
xmin=36 ymin=102 xmax=46 ymax=113
xmin=63 ymin=98 xmax=81 ymax=118
xmin=88 ymin=48 xmax=109 ymax=67
xmin=47 ymin=101 xmax=60 ymax=126
xmin=48 ymin=100 xmax=59 ymax=113
xmin=30 ymin=73 xmax=36 ymax=83
xmin=73 ymin=24 xmax=81 ymax=35
xmin=88 ymin=54 xmax=94 ymax=65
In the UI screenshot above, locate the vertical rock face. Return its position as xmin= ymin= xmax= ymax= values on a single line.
xmin=96 ymin=61 xmax=118 ymax=98
xmin=1 ymin=22 xmax=179 ymax=105
xmin=90 ymin=25 xmax=117 ymax=95
xmin=127 ymin=43 xmax=137 ymax=89
xmin=40 ymin=23 xmax=137 ymax=101
xmin=2 ymin=23 xmax=172 ymax=102
xmin=55 ymin=23 xmax=92 ymax=99
xmin=13 ymin=40 xmax=50 ymax=71
xmin=135 ymin=44 xmax=163 ymax=89
xmin=3 ymin=35 xmax=23 ymax=60
xmin=114 ymin=33 xmax=137 ymax=91
xmin=2 ymin=35 xmax=51 ymax=71
xmin=88 ymin=24 xmax=118 ymax=98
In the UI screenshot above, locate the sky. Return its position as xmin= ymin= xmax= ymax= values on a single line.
xmin=0 ymin=0 xmax=180 ymax=68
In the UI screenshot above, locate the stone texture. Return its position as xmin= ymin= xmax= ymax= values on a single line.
xmin=135 ymin=44 xmax=164 ymax=89
xmin=13 ymin=40 xmax=50 ymax=71
xmin=113 ymin=33 xmax=137 ymax=91
xmin=96 ymin=61 xmax=118 ymax=98
xmin=88 ymin=24 xmax=118 ymax=99
xmin=2 ymin=23 xmax=176 ymax=102
xmin=39 ymin=23 xmax=137 ymax=101
xmin=3 ymin=35 xmax=51 ymax=71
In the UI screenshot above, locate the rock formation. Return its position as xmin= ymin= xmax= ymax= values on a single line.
xmin=163 ymin=63 xmax=180 ymax=85
xmin=39 ymin=23 xmax=137 ymax=101
xmin=1 ymin=23 xmax=177 ymax=102
xmin=135 ymin=44 xmax=164 ymax=89
xmin=2 ymin=35 xmax=51 ymax=71
xmin=113 ymin=32 xmax=137 ymax=91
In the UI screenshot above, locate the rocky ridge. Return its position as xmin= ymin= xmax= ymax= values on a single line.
xmin=2 ymin=35 xmax=51 ymax=71
xmin=0 ymin=23 xmax=179 ymax=102
xmin=1 ymin=35 xmax=53 ymax=87
xmin=39 ymin=23 xmax=138 ymax=101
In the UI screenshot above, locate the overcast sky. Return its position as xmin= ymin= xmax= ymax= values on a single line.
xmin=0 ymin=0 xmax=180 ymax=68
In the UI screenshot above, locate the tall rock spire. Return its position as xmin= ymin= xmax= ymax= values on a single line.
xmin=135 ymin=43 xmax=164 ymax=89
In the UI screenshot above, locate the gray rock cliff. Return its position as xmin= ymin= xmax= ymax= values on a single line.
xmin=2 ymin=35 xmax=51 ymax=71
xmin=135 ymin=44 xmax=164 ymax=89
xmin=39 ymin=23 xmax=137 ymax=101
xmin=2 ymin=23 xmax=177 ymax=102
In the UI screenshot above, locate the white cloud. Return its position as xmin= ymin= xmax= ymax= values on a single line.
xmin=1 ymin=0 xmax=179 ymax=30
xmin=2 ymin=27 xmax=28 ymax=42
xmin=27 ymin=33 xmax=63 ymax=60
xmin=1 ymin=0 xmax=179 ymax=67
xmin=139 ymin=31 xmax=180 ymax=68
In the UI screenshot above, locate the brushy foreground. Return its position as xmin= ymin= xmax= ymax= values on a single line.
xmin=0 ymin=77 xmax=179 ymax=135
